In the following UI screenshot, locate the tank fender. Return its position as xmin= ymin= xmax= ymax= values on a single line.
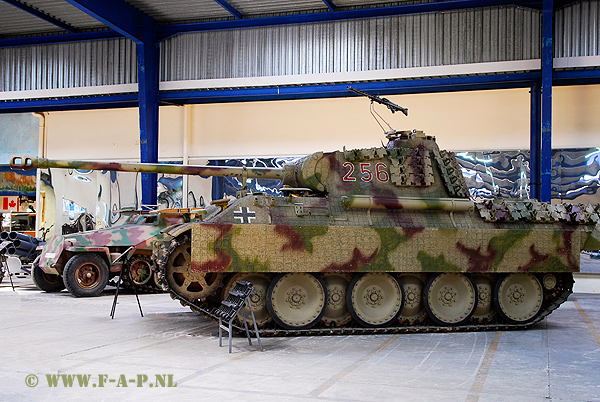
xmin=161 ymin=222 xmax=195 ymax=239
xmin=64 ymin=246 xmax=112 ymax=265
xmin=35 ymin=234 xmax=66 ymax=275
xmin=583 ymin=223 xmax=600 ymax=251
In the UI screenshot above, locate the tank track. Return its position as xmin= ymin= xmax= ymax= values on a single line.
xmin=159 ymin=263 xmax=574 ymax=337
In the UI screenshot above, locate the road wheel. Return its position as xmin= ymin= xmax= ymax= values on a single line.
xmin=321 ymin=273 xmax=352 ymax=326
xmin=63 ymin=254 xmax=109 ymax=297
xmin=472 ymin=274 xmax=496 ymax=323
xmin=494 ymin=273 xmax=544 ymax=324
xmin=397 ymin=273 xmax=427 ymax=325
xmin=424 ymin=273 xmax=477 ymax=326
xmin=347 ymin=273 xmax=404 ymax=328
xmin=223 ymin=273 xmax=273 ymax=327
xmin=267 ymin=273 xmax=327 ymax=330
xmin=32 ymin=265 xmax=65 ymax=292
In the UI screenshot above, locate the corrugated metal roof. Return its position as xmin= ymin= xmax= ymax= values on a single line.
xmin=125 ymin=0 xmax=233 ymax=23
xmin=0 ymin=0 xmax=106 ymax=36
xmin=0 ymin=0 xmax=439 ymax=38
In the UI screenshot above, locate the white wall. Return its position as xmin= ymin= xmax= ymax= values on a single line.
xmin=43 ymin=85 xmax=600 ymax=161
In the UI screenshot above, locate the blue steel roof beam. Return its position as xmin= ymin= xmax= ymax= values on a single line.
xmin=0 ymin=31 xmax=122 ymax=48
xmin=0 ymin=94 xmax=139 ymax=113
xmin=159 ymin=72 xmax=541 ymax=104
xmin=63 ymin=0 xmax=154 ymax=44
xmin=212 ymin=0 xmax=242 ymax=19
xmin=156 ymin=0 xmax=542 ymax=38
xmin=322 ymin=0 xmax=337 ymax=12
xmin=9 ymin=68 xmax=600 ymax=114
xmin=1 ymin=0 xmax=79 ymax=33
xmin=553 ymin=0 xmax=580 ymax=8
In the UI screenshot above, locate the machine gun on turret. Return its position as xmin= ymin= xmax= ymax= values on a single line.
xmin=347 ymin=86 xmax=408 ymax=116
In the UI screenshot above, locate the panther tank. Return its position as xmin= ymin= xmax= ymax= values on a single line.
xmin=11 ymin=130 xmax=600 ymax=335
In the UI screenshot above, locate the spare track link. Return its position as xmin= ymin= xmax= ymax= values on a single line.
xmin=163 ymin=270 xmax=574 ymax=337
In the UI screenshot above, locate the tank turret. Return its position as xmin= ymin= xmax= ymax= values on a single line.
xmin=11 ymin=130 xmax=469 ymax=205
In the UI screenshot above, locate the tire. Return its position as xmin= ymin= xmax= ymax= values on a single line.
xmin=32 ymin=265 xmax=65 ymax=292
xmin=62 ymin=254 xmax=109 ymax=297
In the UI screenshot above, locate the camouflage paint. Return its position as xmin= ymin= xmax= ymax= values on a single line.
xmin=190 ymin=220 xmax=583 ymax=274
xmin=17 ymin=131 xmax=599 ymax=281
xmin=36 ymin=211 xmax=195 ymax=274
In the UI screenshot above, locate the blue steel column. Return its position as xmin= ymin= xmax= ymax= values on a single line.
xmin=529 ymin=83 xmax=541 ymax=200
xmin=541 ymin=0 xmax=553 ymax=202
xmin=138 ymin=42 xmax=160 ymax=207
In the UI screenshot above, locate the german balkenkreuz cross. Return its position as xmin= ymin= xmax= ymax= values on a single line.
xmin=233 ymin=207 xmax=256 ymax=224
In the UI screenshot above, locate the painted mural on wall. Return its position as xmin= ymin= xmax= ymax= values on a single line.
xmin=40 ymin=162 xmax=214 ymax=238
xmin=455 ymin=147 xmax=600 ymax=202
xmin=216 ymin=149 xmax=600 ymax=204
xmin=0 ymin=113 xmax=39 ymax=165
xmin=0 ymin=113 xmax=38 ymax=198
xmin=0 ymin=166 xmax=36 ymax=196
xmin=215 ymin=157 xmax=293 ymax=198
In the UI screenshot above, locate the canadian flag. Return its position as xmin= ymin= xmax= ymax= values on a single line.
xmin=1 ymin=196 xmax=19 ymax=212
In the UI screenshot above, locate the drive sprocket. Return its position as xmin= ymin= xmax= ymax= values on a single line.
xmin=162 ymin=237 xmax=224 ymax=301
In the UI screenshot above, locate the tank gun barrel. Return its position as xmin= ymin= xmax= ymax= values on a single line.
xmin=10 ymin=155 xmax=285 ymax=181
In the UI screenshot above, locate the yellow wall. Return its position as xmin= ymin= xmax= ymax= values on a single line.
xmin=43 ymin=85 xmax=600 ymax=160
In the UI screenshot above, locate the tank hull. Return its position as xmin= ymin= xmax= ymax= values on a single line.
xmin=186 ymin=196 xmax=592 ymax=275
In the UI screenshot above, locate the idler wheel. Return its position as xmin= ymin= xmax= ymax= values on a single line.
xmin=397 ymin=273 xmax=427 ymax=325
xmin=223 ymin=273 xmax=273 ymax=327
xmin=165 ymin=242 xmax=223 ymax=301
xmin=347 ymin=273 xmax=404 ymax=328
xmin=494 ymin=273 xmax=544 ymax=324
xmin=127 ymin=256 xmax=153 ymax=286
xmin=267 ymin=273 xmax=327 ymax=330
xmin=471 ymin=274 xmax=496 ymax=323
xmin=320 ymin=273 xmax=352 ymax=326
xmin=424 ymin=273 xmax=477 ymax=326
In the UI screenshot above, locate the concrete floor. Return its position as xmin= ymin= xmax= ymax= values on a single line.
xmin=1 ymin=275 xmax=599 ymax=402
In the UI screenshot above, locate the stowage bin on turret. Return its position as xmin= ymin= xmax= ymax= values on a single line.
xmin=12 ymin=130 xmax=600 ymax=335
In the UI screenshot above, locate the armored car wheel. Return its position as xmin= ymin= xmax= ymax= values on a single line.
xmin=62 ymin=253 xmax=109 ymax=297
xmin=223 ymin=273 xmax=273 ymax=327
xmin=397 ymin=274 xmax=427 ymax=324
xmin=164 ymin=242 xmax=223 ymax=301
xmin=128 ymin=256 xmax=152 ymax=285
xmin=494 ymin=273 xmax=543 ymax=324
xmin=347 ymin=273 xmax=404 ymax=328
xmin=267 ymin=273 xmax=327 ymax=330
xmin=425 ymin=273 xmax=477 ymax=326
xmin=321 ymin=273 xmax=352 ymax=326
xmin=32 ymin=265 xmax=65 ymax=293
xmin=472 ymin=275 xmax=496 ymax=323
